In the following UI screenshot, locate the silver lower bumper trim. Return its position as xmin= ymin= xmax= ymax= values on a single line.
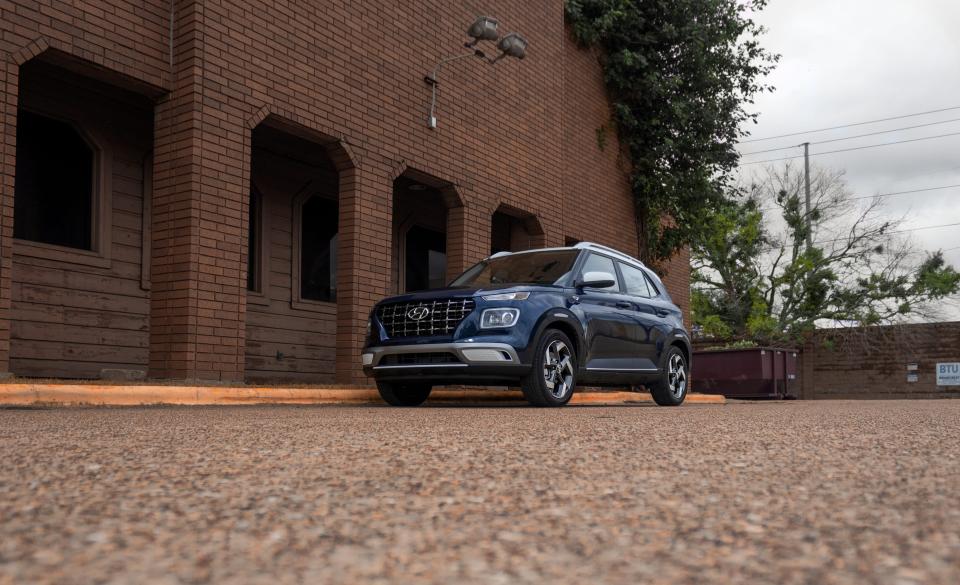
xmin=362 ymin=342 xmax=522 ymax=369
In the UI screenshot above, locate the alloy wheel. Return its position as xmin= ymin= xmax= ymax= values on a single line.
xmin=543 ymin=340 xmax=575 ymax=399
xmin=667 ymin=353 xmax=687 ymax=398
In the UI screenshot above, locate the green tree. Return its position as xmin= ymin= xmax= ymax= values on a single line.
xmin=692 ymin=163 xmax=960 ymax=341
xmin=565 ymin=0 xmax=778 ymax=269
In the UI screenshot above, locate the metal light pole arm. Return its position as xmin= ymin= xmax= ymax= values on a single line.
xmin=425 ymin=51 xmax=481 ymax=128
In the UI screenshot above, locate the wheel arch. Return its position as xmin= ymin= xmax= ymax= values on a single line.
xmin=668 ymin=335 xmax=692 ymax=373
xmin=671 ymin=338 xmax=690 ymax=362
xmin=530 ymin=312 xmax=585 ymax=362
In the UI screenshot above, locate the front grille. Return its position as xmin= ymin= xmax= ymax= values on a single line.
xmin=380 ymin=352 xmax=461 ymax=366
xmin=376 ymin=298 xmax=476 ymax=338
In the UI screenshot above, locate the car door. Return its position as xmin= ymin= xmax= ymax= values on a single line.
xmin=616 ymin=261 xmax=666 ymax=371
xmin=574 ymin=253 xmax=647 ymax=372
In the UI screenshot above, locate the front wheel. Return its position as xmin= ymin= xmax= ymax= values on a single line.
xmin=521 ymin=329 xmax=577 ymax=407
xmin=377 ymin=381 xmax=432 ymax=406
xmin=649 ymin=347 xmax=688 ymax=406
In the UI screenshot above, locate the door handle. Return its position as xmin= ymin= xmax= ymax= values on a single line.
xmin=615 ymin=301 xmax=633 ymax=309
xmin=655 ymin=308 xmax=670 ymax=317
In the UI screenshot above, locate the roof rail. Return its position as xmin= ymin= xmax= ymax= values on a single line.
xmin=573 ymin=241 xmax=647 ymax=268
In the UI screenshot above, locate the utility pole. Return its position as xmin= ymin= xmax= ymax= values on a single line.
xmin=803 ymin=142 xmax=812 ymax=249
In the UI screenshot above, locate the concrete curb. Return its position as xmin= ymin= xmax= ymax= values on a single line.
xmin=0 ymin=383 xmax=725 ymax=406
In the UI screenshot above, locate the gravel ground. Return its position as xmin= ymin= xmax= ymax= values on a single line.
xmin=1 ymin=400 xmax=958 ymax=585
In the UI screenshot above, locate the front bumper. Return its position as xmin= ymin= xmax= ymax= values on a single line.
xmin=362 ymin=342 xmax=530 ymax=383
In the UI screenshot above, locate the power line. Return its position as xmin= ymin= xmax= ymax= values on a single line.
xmin=739 ymin=143 xmax=804 ymax=157
xmin=741 ymin=105 xmax=960 ymax=143
xmin=758 ymin=223 xmax=960 ymax=253
xmin=756 ymin=185 xmax=960 ymax=217
xmin=850 ymin=184 xmax=960 ymax=201
xmin=739 ymin=116 xmax=960 ymax=157
xmin=740 ymin=131 xmax=960 ymax=166
xmin=811 ymin=222 xmax=960 ymax=246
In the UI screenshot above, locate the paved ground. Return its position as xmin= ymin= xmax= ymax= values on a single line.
xmin=0 ymin=401 xmax=958 ymax=585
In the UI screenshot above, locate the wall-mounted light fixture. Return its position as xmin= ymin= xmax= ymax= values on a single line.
xmin=424 ymin=16 xmax=529 ymax=129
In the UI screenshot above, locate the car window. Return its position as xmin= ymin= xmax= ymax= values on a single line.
xmin=619 ymin=262 xmax=653 ymax=298
xmin=580 ymin=253 xmax=620 ymax=291
xmin=450 ymin=249 xmax=579 ymax=287
xmin=644 ymin=272 xmax=661 ymax=297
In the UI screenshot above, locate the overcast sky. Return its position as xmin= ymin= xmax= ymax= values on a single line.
xmin=736 ymin=0 xmax=960 ymax=317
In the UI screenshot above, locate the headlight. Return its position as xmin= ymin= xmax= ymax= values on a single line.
xmin=481 ymin=291 xmax=530 ymax=301
xmin=480 ymin=308 xmax=520 ymax=329
xmin=366 ymin=317 xmax=373 ymax=337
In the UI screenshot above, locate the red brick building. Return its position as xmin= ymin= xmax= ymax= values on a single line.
xmin=0 ymin=1 xmax=689 ymax=383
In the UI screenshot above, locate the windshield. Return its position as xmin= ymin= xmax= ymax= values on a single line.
xmin=450 ymin=250 xmax=579 ymax=287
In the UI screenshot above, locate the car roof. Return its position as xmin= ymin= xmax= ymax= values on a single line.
xmin=487 ymin=242 xmax=649 ymax=271
xmin=483 ymin=243 xmax=671 ymax=300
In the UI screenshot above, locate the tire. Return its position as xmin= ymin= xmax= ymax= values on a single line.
xmin=521 ymin=329 xmax=577 ymax=407
xmin=649 ymin=346 xmax=688 ymax=406
xmin=376 ymin=381 xmax=432 ymax=406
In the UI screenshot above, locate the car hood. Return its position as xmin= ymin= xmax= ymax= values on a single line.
xmin=376 ymin=283 xmax=560 ymax=304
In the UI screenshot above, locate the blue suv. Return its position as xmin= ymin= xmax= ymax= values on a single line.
xmin=362 ymin=243 xmax=691 ymax=407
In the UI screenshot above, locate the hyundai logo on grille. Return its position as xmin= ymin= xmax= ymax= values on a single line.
xmin=377 ymin=299 xmax=475 ymax=338
xmin=406 ymin=306 xmax=432 ymax=321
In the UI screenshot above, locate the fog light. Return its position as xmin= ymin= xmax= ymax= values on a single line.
xmin=361 ymin=353 xmax=374 ymax=366
xmin=462 ymin=348 xmax=509 ymax=362
xmin=480 ymin=308 xmax=520 ymax=329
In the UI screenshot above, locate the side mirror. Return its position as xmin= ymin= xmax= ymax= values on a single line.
xmin=576 ymin=271 xmax=616 ymax=290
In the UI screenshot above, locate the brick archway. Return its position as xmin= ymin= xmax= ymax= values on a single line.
xmin=490 ymin=203 xmax=547 ymax=254
xmin=1 ymin=45 xmax=163 ymax=378
xmin=242 ymin=115 xmax=352 ymax=383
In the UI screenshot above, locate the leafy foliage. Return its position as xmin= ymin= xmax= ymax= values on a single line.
xmin=565 ymin=0 xmax=778 ymax=268
xmin=692 ymin=164 xmax=960 ymax=341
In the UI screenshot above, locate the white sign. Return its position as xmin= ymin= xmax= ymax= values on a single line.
xmin=937 ymin=363 xmax=960 ymax=386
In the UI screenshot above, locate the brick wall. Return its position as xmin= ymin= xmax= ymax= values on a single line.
xmin=0 ymin=0 xmax=692 ymax=382
xmin=561 ymin=36 xmax=637 ymax=253
xmin=801 ymin=322 xmax=960 ymax=399
xmin=561 ymin=34 xmax=690 ymax=322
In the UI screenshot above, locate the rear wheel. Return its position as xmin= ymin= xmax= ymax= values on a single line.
xmin=521 ymin=329 xmax=577 ymax=407
xmin=376 ymin=381 xmax=432 ymax=406
xmin=649 ymin=347 xmax=688 ymax=406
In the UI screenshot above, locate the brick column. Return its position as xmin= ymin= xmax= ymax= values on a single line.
xmin=662 ymin=246 xmax=692 ymax=326
xmin=440 ymin=183 xmax=466 ymax=279
xmin=335 ymin=161 xmax=393 ymax=385
xmin=149 ymin=1 xmax=248 ymax=381
xmin=0 ymin=57 xmax=17 ymax=374
xmin=445 ymin=203 xmax=469 ymax=278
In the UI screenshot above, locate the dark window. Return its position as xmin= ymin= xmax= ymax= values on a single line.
xmin=580 ymin=253 xmax=620 ymax=291
xmin=490 ymin=211 xmax=534 ymax=254
xmin=14 ymin=110 xmax=94 ymax=250
xmin=405 ymin=226 xmax=446 ymax=292
xmin=619 ymin=262 xmax=653 ymax=298
xmin=247 ymin=188 xmax=262 ymax=292
xmin=491 ymin=211 xmax=513 ymax=254
xmin=300 ymin=195 xmax=338 ymax=301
